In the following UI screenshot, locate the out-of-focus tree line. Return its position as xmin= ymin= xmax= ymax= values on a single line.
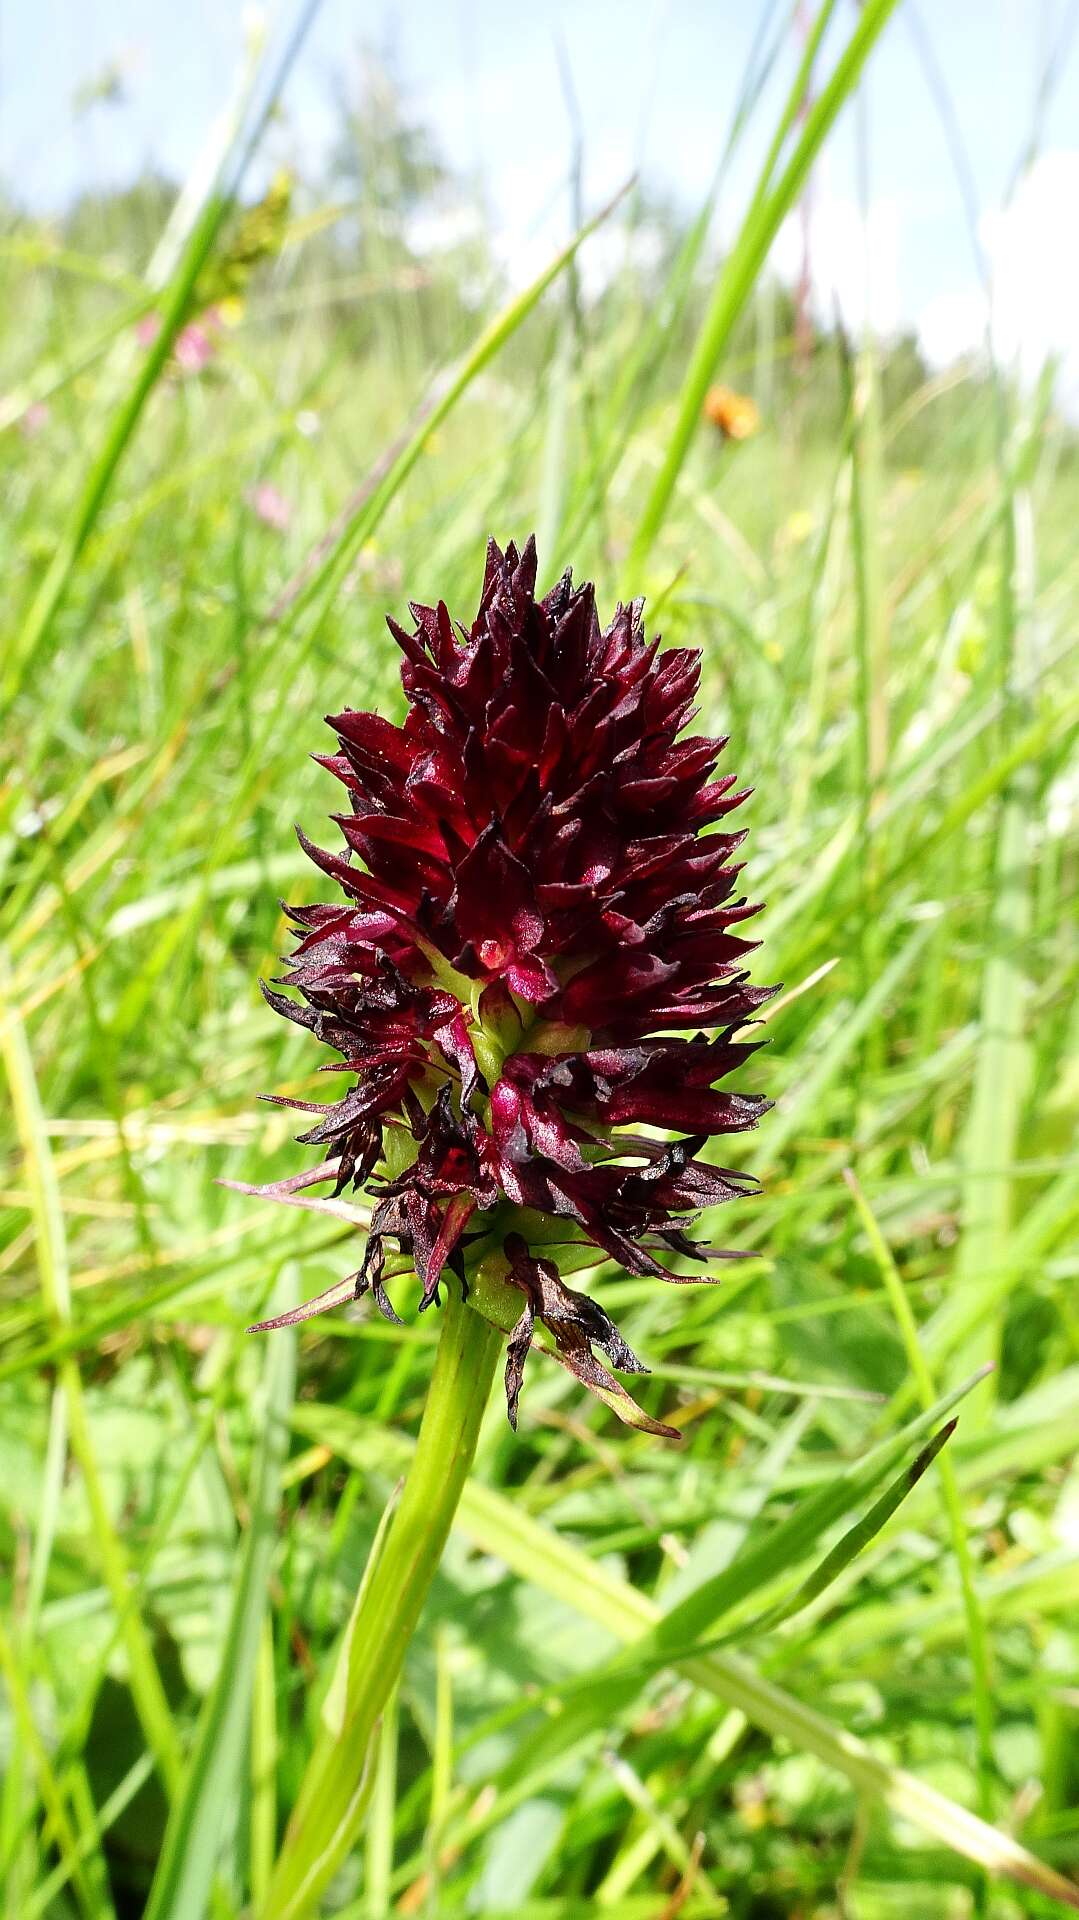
xmin=1 ymin=50 xmax=1051 ymax=472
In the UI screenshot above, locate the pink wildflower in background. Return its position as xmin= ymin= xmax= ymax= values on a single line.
xmin=135 ymin=306 xmax=222 ymax=375
xmin=19 ymin=401 xmax=50 ymax=439
xmin=247 ymin=482 xmax=292 ymax=533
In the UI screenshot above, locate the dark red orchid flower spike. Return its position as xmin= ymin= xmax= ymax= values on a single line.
xmin=228 ymin=537 xmax=774 ymax=1437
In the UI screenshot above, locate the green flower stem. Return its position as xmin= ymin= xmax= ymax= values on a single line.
xmin=262 ymin=1285 xmax=502 ymax=1920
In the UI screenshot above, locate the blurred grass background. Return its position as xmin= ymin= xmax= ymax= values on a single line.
xmin=1 ymin=4 xmax=1078 ymax=1916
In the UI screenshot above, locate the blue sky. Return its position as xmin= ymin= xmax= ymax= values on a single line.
xmin=5 ymin=1 xmax=1079 ymax=376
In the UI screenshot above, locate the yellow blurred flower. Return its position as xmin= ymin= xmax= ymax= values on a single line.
xmin=779 ymin=508 xmax=815 ymax=548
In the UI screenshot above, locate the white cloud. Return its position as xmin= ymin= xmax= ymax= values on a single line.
xmin=771 ymin=191 xmax=901 ymax=338
xmin=402 ymin=202 xmax=486 ymax=256
xmin=917 ymin=149 xmax=1079 ymax=408
xmin=489 ymin=206 xmax=667 ymax=303
xmin=917 ymin=287 xmax=988 ymax=368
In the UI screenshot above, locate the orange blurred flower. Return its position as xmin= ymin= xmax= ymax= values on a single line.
xmin=704 ymin=385 xmax=760 ymax=441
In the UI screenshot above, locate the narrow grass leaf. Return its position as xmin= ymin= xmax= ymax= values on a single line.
xmin=629 ymin=0 xmax=901 ymax=574
xmin=142 ymin=1287 xmax=296 ymax=1920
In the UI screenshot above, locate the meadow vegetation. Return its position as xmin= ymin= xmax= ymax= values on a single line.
xmin=1 ymin=15 xmax=1078 ymax=1918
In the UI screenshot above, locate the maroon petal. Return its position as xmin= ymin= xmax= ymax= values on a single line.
xmin=238 ymin=535 xmax=773 ymax=1439
xmin=453 ymin=824 xmax=536 ymax=953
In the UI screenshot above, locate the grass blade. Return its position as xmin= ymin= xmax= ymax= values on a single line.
xmin=726 ymin=1416 xmax=958 ymax=1637
xmin=0 ymin=952 xmax=183 ymax=1798
xmin=281 ymin=179 xmax=634 ymax=636
xmin=142 ymin=1283 xmax=296 ymax=1920
xmin=297 ymin=1400 xmax=1079 ymax=1908
xmin=629 ymin=0 xmax=901 ymax=575
xmin=2 ymin=1 xmax=323 ymax=708
xmin=844 ymin=1168 xmax=997 ymax=1838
